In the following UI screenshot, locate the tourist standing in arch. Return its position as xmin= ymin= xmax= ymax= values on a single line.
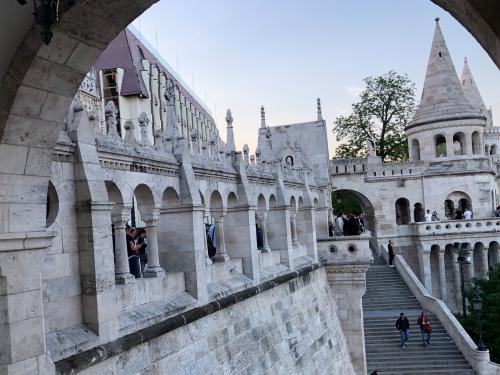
xmin=424 ymin=209 xmax=433 ymax=222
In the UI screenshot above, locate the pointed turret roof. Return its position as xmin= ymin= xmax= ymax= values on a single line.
xmin=460 ymin=57 xmax=486 ymax=112
xmin=409 ymin=18 xmax=482 ymax=128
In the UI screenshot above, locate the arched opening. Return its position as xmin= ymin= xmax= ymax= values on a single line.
xmin=46 ymin=181 xmax=59 ymax=228
xmin=446 ymin=191 xmax=472 ymax=219
xmin=473 ymin=242 xmax=486 ymax=279
xmin=453 ymin=132 xmax=466 ymax=155
xmin=472 ymin=131 xmax=481 ymax=155
xmin=411 ymin=139 xmax=421 ymax=161
xmin=331 ymin=190 xmax=363 ymax=216
xmin=395 ymin=198 xmax=411 ymax=225
xmin=332 ymin=189 xmax=376 ymax=237
xmin=162 ymin=187 xmax=180 ymax=207
xmin=444 ymin=199 xmax=455 ymax=219
xmin=435 ymin=135 xmax=447 ymax=157
xmin=488 ymin=241 xmax=499 ymax=270
xmin=491 ymin=144 xmax=498 ymax=155
xmin=227 ymin=192 xmax=238 ymax=209
xmin=413 ymin=202 xmax=425 ymax=223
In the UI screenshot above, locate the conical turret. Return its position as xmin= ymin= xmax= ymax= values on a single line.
xmin=409 ymin=18 xmax=481 ymax=128
xmin=460 ymin=57 xmax=486 ymax=112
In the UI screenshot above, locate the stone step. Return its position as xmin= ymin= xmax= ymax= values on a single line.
xmin=363 ymin=258 xmax=474 ymax=374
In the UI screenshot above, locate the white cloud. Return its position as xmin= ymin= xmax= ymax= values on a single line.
xmin=345 ymin=86 xmax=363 ymax=97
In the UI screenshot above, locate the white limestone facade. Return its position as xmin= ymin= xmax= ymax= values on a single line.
xmin=331 ymin=19 xmax=500 ymax=314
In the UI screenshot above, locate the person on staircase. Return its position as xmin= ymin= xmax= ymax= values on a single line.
xmin=395 ymin=312 xmax=410 ymax=348
xmin=388 ymin=240 xmax=395 ymax=267
xmin=417 ymin=311 xmax=432 ymax=347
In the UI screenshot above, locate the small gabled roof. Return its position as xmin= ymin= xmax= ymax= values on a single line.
xmin=409 ymin=19 xmax=482 ymax=128
xmin=94 ymin=29 xmax=215 ymax=123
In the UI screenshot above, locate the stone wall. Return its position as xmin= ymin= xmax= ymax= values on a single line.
xmin=58 ymin=267 xmax=356 ymax=375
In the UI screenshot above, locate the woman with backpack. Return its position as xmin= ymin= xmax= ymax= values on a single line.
xmin=418 ymin=311 xmax=432 ymax=347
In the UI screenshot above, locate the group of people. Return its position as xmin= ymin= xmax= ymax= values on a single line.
xmin=396 ymin=311 xmax=432 ymax=348
xmin=329 ymin=212 xmax=365 ymax=236
xmin=370 ymin=311 xmax=432 ymax=374
xmin=426 ymin=207 xmax=473 ymax=221
xmin=125 ymin=225 xmax=148 ymax=278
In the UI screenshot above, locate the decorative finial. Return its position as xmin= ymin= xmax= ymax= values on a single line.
xmin=243 ymin=144 xmax=249 ymax=153
xmin=435 ymin=17 xmax=440 ymax=23
xmin=317 ymin=97 xmax=323 ymax=121
xmin=464 ymin=57 xmax=468 ymax=63
xmin=225 ymin=109 xmax=233 ymax=126
xmin=260 ymin=106 xmax=266 ymax=128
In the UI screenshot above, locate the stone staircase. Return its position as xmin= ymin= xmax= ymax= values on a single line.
xmin=363 ymin=255 xmax=475 ymax=375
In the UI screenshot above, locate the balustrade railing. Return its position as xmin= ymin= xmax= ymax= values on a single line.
xmin=411 ymin=218 xmax=500 ymax=236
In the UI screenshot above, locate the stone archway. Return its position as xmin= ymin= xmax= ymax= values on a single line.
xmin=0 ymin=0 xmax=498 ymax=238
xmin=331 ymin=188 xmax=377 ymax=237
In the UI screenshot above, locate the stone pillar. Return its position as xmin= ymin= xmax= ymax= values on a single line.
xmin=297 ymin=206 xmax=319 ymax=262
xmin=0 ymin=232 xmax=55 ymax=375
xmin=267 ymin=206 xmax=294 ymax=270
xmin=111 ymin=211 xmax=134 ymax=284
xmin=453 ymin=252 xmax=462 ymax=311
xmin=445 ymin=134 xmax=454 ymax=157
xmin=77 ymin=201 xmax=119 ymax=341
xmin=438 ymin=250 xmax=447 ymax=302
xmin=467 ymin=257 xmax=475 ymax=285
xmin=325 ymin=264 xmax=369 ymax=375
xmin=481 ymin=248 xmax=489 ymax=279
xmin=465 ymin=133 xmax=472 ymax=155
xmin=213 ymin=215 xmax=230 ymax=262
xmin=224 ymin=206 xmax=260 ymax=281
xmin=157 ymin=205 xmax=208 ymax=302
xmin=143 ymin=211 xmax=165 ymax=277
xmin=257 ymin=211 xmax=271 ymax=252
xmin=417 ymin=245 xmax=432 ymax=292
xmin=290 ymin=210 xmax=298 ymax=246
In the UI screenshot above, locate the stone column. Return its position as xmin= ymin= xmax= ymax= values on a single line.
xmin=417 ymin=245 xmax=432 ymax=292
xmin=438 ymin=250 xmax=447 ymax=302
xmin=467 ymin=256 xmax=475 ymax=285
xmin=224 ymin=205 xmax=260 ymax=281
xmin=0 ymin=231 xmax=55 ymax=375
xmin=213 ymin=215 xmax=230 ymax=262
xmin=290 ymin=210 xmax=298 ymax=246
xmin=143 ymin=211 xmax=165 ymax=277
xmin=465 ymin=133 xmax=472 ymax=155
xmin=481 ymin=247 xmax=489 ymax=279
xmin=445 ymin=134 xmax=454 ymax=157
xmin=453 ymin=252 xmax=462 ymax=311
xmin=257 ymin=211 xmax=271 ymax=252
xmin=267 ymin=206 xmax=294 ymax=270
xmin=325 ymin=264 xmax=369 ymax=375
xmin=111 ymin=211 xmax=134 ymax=284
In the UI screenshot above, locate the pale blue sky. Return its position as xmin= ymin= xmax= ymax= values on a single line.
xmin=133 ymin=0 xmax=500 ymax=157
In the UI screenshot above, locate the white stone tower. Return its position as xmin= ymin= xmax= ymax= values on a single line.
xmin=406 ymin=18 xmax=487 ymax=161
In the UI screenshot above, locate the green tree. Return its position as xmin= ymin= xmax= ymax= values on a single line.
xmin=333 ymin=70 xmax=416 ymax=162
xmin=331 ymin=191 xmax=362 ymax=215
xmin=459 ymin=264 xmax=500 ymax=362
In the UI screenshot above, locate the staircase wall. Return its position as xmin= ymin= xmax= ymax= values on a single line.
xmin=56 ymin=267 xmax=356 ymax=375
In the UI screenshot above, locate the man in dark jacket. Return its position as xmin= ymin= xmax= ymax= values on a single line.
xmin=395 ymin=312 xmax=410 ymax=348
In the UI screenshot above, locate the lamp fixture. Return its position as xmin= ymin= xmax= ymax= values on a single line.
xmin=17 ymin=0 xmax=75 ymax=45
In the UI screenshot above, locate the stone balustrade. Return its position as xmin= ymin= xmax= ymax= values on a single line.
xmin=411 ymin=218 xmax=500 ymax=237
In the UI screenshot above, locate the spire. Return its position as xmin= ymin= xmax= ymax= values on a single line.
xmin=460 ymin=57 xmax=486 ymax=112
xmin=317 ymin=98 xmax=323 ymax=121
xmin=260 ymin=106 xmax=266 ymax=128
xmin=410 ymin=18 xmax=480 ymax=127
xmin=225 ymin=108 xmax=236 ymax=152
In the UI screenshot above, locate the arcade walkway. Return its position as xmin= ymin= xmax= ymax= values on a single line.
xmin=363 ymin=255 xmax=475 ymax=374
